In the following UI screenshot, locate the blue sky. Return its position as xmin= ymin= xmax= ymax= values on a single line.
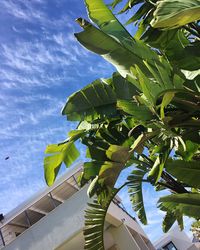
xmin=0 ymin=0 xmax=193 ymax=243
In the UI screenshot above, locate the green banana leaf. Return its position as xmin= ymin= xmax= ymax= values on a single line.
xmin=85 ymin=0 xmax=132 ymax=44
xmin=162 ymin=211 xmax=183 ymax=232
xmin=106 ymin=145 xmax=130 ymax=163
xmin=151 ymin=0 xmax=200 ymax=29
xmin=159 ymin=193 xmax=200 ymax=218
xmin=62 ymin=78 xmax=117 ymax=121
xmin=98 ymin=161 xmax=124 ymax=187
xmin=75 ymin=18 xmax=151 ymax=79
xmin=117 ymin=99 xmax=154 ymax=120
xmin=109 ymin=0 xmax=123 ymax=8
xmin=118 ymin=0 xmax=152 ymax=14
xmin=112 ymin=72 xmax=139 ymax=99
xmin=166 ymin=160 xmax=200 ymax=188
xmin=126 ymin=2 xmax=152 ymax=25
xmin=84 ymin=189 xmax=118 ymax=250
xmin=44 ymin=142 xmax=79 ymax=186
xmin=62 ymin=73 xmax=139 ymax=121
xmin=75 ymin=0 xmax=186 ymax=105
xmin=76 ymin=0 xmax=160 ymax=76
xmin=127 ymin=165 xmax=148 ymax=224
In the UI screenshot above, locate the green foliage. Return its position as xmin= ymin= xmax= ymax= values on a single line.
xmin=75 ymin=18 xmax=155 ymax=80
xmin=166 ymin=160 xmax=200 ymax=188
xmin=43 ymin=0 xmax=200 ymax=249
xmin=162 ymin=211 xmax=183 ymax=233
xmin=127 ymin=164 xmax=148 ymax=224
xmin=84 ymin=199 xmax=106 ymax=250
xmin=62 ymin=78 xmax=117 ymax=121
xmin=117 ymin=100 xmax=154 ymax=120
xmin=44 ymin=142 xmax=79 ymax=186
xmin=151 ymin=0 xmax=200 ymax=29
xmin=62 ymin=73 xmax=138 ymax=121
xmin=159 ymin=193 xmax=200 ymax=219
xmin=84 ymin=188 xmax=118 ymax=250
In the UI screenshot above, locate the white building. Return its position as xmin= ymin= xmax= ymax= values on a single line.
xmin=154 ymin=226 xmax=199 ymax=250
xmin=0 ymin=163 xmax=155 ymax=250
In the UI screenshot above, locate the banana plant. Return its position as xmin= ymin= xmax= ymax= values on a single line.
xmin=44 ymin=0 xmax=200 ymax=249
xmin=110 ymin=0 xmax=200 ymax=77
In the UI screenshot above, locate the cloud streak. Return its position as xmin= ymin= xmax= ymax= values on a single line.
xmin=0 ymin=2 xmax=109 ymax=231
xmin=0 ymin=0 xmax=110 ymax=223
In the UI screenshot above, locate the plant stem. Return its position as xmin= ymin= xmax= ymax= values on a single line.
xmin=161 ymin=171 xmax=188 ymax=194
xmin=189 ymin=23 xmax=200 ymax=36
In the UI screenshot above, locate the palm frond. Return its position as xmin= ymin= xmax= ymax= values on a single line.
xmin=84 ymin=189 xmax=118 ymax=250
xmin=159 ymin=193 xmax=200 ymax=219
xmin=127 ymin=164 xmax=148 ymax=224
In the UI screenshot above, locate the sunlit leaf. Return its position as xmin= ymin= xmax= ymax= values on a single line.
xmin=151 ymin=0 xmax=200 ymax=29
xmin=44 ymin=142 xmax=79 ymax=186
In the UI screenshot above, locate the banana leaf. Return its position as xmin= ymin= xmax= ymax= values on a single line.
xmin=151 ymin=0 xmax=200 ymax=29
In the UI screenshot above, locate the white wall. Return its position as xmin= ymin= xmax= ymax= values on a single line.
xmin=107 ymin=202 xmax=147 ymax=238
xmin=3 ymin=185 xmax=153 ymax=250
xmin=3 ymin=187 xmax=89 ymax=250
xmin=109 ymin=223 xmax=141 ymax=250
xmin=154 ymin=228 xmax=198 ymax=250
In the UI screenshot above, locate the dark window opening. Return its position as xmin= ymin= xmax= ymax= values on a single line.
xmin=163 ymin=241 xmax=177 ymax=250
xmin=15 ymin=232 xmax=21 ymax=237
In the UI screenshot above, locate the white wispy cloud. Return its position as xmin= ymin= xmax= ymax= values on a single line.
xmin=1 ymin=42 xmax=71 ymax=72
xmin=1 ymin=0 xmax=45 ymax=22
xmin=0 ymin=100 xmax=64 ymax=135
xmin=0 ymin=0 xmax=114 ymax=217
xmin=1 ymin=0 xmax=76 ymax=37
xmin=0 ymin=93 xmax=55 ymax=104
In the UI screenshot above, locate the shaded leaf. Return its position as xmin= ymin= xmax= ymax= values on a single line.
xmin=83 ymin=138 xmax=109 ymax=161
xmin=82 ymin=162 xmax=102 ymax=182
xmin=159 ymin=193 xmax=200 ymax=219
xmin=119 ymin=0 xmax=150 ymax=14
xmin=162 ymin=212 xmax=176 ymax=233
xmin=99 ymin=161 xmax=124 ymax=187
xmin=160 ymin=91 xmax=175 ymax=119
xmin=127 ymin=164 xmax=148 ymax=224
xmin=166 ymin=160 xmax=200 ymax=188
xmin=141 ymin=27 xmax=178 ymax=49
xmin=106 ymin=145 xmax=130 ymax=163
xmin=148 ymin=147 xmax=170 ymax=183
xmin=126 ymin=3 xmax=152 ymax=25
xmin=162 ymin=211 xmax=183 ymax=232
xmin=176 ymin=140 xmax=199 ymax=161
xmin=112 ymin=72 xmax=139 ymax=99
xmin=84 ymin=188 xmax=118 ymax=250
xmin=117 ymin=100 xmax=154 ymax=120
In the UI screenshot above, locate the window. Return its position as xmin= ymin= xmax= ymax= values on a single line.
xmin=163 ymin=241 xmax=177 ymax=250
